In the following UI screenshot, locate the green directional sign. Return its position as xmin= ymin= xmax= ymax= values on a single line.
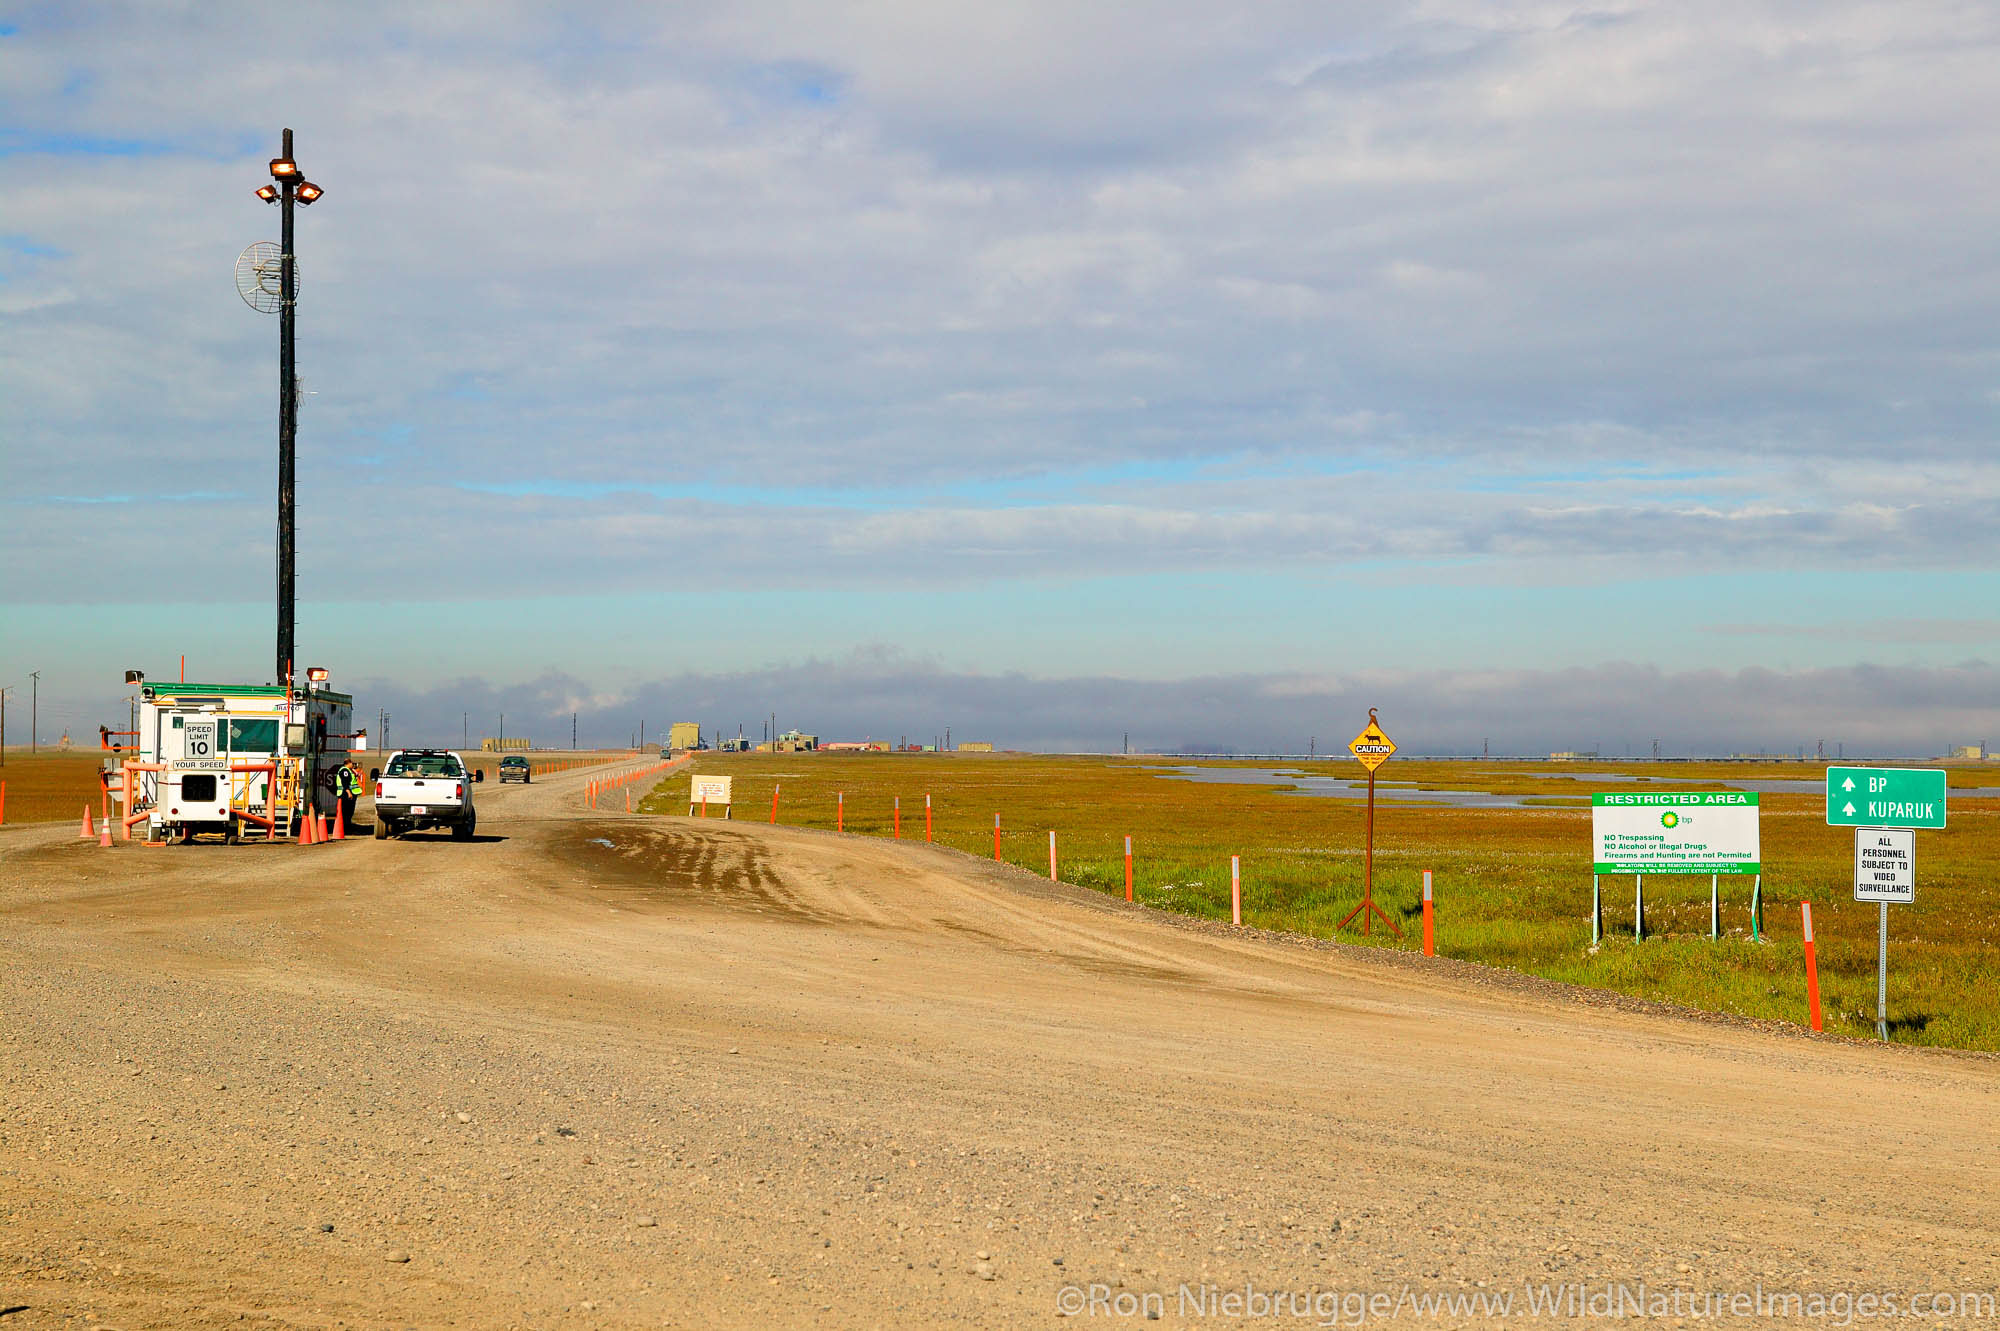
xmin=1825 ymin=767 xmax=1948 ymax=829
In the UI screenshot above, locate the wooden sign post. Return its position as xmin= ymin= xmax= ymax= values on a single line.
xmin=1339 ymin=708 xmax=1402 ymax=937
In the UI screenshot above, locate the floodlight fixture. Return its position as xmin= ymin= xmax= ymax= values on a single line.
xmin=256 ymin=184 xmax=279 ymax=202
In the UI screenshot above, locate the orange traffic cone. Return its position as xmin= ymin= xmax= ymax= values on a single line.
xmin=625 ymin=789 xmax=631 ymax=812
xmin=301 ymin=809 xmax=316 ymax=845
xmin=334 ymin=804 xmax=346 ymax=840
xmin=98 ymin=817 xmax=112 ymax=848
xmin=80 ymin=805 xmax=95 ymax=839
xmin=316 ymin=811 xmax=329 ymax=843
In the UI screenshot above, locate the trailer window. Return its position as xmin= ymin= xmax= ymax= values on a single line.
xmin=227 ymin=718 xmax=279 ymax=753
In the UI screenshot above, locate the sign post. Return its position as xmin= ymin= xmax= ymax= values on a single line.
xmin=1591 ymin=792 xmax=1760 ymax=940
xmin=1854 ymin=826 xmax=1915 ymax=1040
xmin=688 ymin=775 xmax=733 ymax=818
xmin=1339 ymin=709 xmax=1401 ymax=937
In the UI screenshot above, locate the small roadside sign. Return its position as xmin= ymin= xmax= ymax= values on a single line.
xmin=1854 ymin=827 xmax=1915 ymax=904
xmin=1348 ymin=719 xmax=1396 ymax=772
xmin=1338 ymin=710 xmax=1400 ymax=939
xmin=1825 ymin=767 xmax=1947 ymax=828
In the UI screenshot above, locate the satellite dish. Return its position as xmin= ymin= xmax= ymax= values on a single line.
xmin=234 ymin=241 xmax=293 ymax=314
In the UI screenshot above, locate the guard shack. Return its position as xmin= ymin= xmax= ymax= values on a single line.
xmin=127 ymin=676 xmax=356 ymax=842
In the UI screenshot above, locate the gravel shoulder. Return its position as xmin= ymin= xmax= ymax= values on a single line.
xmin=4 ymin=765 xmax=1999 ymax=1328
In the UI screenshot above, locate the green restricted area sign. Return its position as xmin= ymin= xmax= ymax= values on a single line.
xmin=1825 ymin=767 xmax=1948 ymax=829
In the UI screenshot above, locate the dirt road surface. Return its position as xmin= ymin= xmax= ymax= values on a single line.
xmin=4 ymin=765 xmax=1998 ymax=1328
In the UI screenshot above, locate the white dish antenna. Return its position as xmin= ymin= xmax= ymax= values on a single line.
xmin=234 ymin=241 xmax=293 ymax=314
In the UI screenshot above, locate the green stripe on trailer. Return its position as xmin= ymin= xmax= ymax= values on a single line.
xmin=149 ymin=682 xmax=355 ymax=705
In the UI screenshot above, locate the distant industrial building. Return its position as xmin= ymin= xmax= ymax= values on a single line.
xmin=668 ymin=721 xmax=701 ymax=751
xmin=1950 ymin=743 xmax=1989 ymax=760
xmin=774 ymin=729 xmax=817 ymax=753
xmin=481 ymin=737 xmax=529 ymax=752
xmin=956 ymin=741 xmax=994 ymax=753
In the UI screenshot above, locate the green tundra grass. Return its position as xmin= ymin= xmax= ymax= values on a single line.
xmin=640 ymin=753 xmax=2000 ymax=1050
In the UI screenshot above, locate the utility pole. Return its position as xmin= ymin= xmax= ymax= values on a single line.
xmin=498 ymin=712 xmax=504 ymax=749
xmin=29 ymin=670 xmax=38 ymax=755
xmin=640 ymin=720 xmax=645 ymax=750
xmin=0 ymin=685 xmax=10 ymax=767
xmin=252 ymin=129 xmax=322 ymax=686
xmin=572 ymin=712 xmax=577 ymax=749
xmin=463 ymin=712 xmax=468 ymax=750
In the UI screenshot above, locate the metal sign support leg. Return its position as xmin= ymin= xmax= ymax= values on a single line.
xmin=1337 ymin=768 xmax=1401 ymax=937
xmin=1710 ymin=873 xmax=1719 ymax=939
xmin=1591 ymin=875 xmax=1601 ymax=945
xmin=1634 ymin=874 xmax=1644 ymax=941
xmin=1752 ymin=875 xmax=1762 ymax=941
xmin=1877 ymin=901 xmax=1889 ymax=1041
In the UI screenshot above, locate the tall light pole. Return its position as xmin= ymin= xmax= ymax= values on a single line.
xmin=28 ymin=671 xmax=37 ymax=755
xmin=253 ymin=128 xmax=323 ymax=686
xmin=0 ymin=686 xmax=10 ymax=767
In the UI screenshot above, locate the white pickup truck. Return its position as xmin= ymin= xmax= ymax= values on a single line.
xmin=372 ymin=749 xmax=481 ymax=839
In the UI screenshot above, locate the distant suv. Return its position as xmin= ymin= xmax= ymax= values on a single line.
xmin=498 ymin=755 xmax=530 ymax=783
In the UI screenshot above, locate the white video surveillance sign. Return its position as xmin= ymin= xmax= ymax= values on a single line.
xmin=1854 ymin=827 xmax=1915 ymax=903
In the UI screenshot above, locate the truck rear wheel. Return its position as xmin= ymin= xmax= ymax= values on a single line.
xmin=452 ymin=814 xmax=475 ymax=841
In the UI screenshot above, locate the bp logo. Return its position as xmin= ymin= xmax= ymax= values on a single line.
xmin=1660 ymin=811 xmax=1680 ymax=829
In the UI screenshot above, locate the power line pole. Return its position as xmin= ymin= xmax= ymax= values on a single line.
xmin=462 ymin=712 xmax=468 ymax=750
xmin=572 ymin=712 xmax=577 ymax=749
xmin=29 ymin=671 xmax=39 ymax=755
xmin=252 ymin=130 xmax=322 ymax=686
xmin=0 ymin=685 xmax=10 ymax=767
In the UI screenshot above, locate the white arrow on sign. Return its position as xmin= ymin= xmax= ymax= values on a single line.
xmin=1844 ymin=801 xmax=1856 ymax=816
xmin=1842 ymin=777 xmax=1856 ymax=791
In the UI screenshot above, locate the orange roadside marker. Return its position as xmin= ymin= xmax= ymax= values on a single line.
xmin=81 ymin=805 xmax=96 ymax=839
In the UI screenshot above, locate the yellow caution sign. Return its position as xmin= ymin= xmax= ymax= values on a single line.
xmin=1348 ymin=713 xmax=1396 ymax=773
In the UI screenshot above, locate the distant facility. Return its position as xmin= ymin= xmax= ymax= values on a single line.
xmin=668 ymin=721 xmax=701 ymax=751
xmin=956 ymin=741 xmax=994 ymax=753
xmin=480 ymin=737 xmax=529 ymax=752
xmin=1950 ymin=743 xmax=1990 ymax=760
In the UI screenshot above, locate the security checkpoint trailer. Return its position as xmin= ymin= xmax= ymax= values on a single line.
xmin=120 ymin=673 xmax=357 ymax=843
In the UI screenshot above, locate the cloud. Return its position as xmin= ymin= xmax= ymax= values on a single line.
xmin=3 ymin=1 xmax=1998 ymax=696
xmin=348 ymin=652 xmax=2000 ymax=756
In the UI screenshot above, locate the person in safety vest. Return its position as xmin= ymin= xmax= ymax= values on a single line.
xmin=336 ymin=761 xmax=361 ymax=832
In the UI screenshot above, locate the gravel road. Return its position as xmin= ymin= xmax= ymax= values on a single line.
xmin=4 ymin=763 xmax=1998 ymax=1328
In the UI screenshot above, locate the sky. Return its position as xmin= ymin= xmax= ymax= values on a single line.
xmin=3 ymin=2 xmax=1998 ymax=753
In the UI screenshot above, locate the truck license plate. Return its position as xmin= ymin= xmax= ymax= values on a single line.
xmin=411 ymin=805 xmax=429 ymax=815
